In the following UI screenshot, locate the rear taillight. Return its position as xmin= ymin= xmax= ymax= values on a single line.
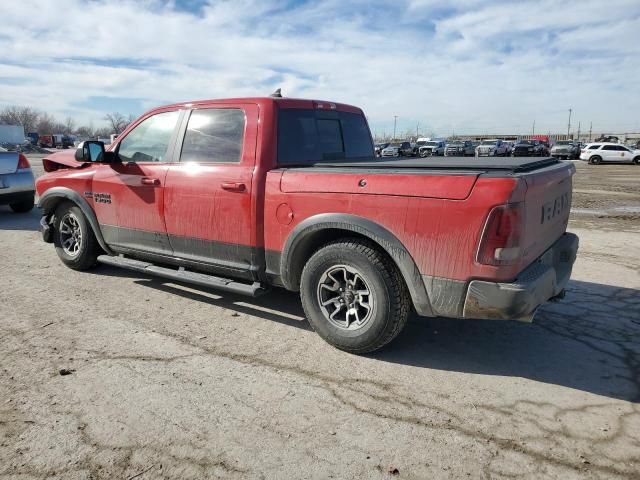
xmin=477 ymin=203 xmax=524 ymax=266
xmin=17 ymin=153 xmax=30 ymax=169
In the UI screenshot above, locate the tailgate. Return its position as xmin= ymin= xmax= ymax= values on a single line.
xmin=0 ymin=152 xmax=19 ymax=175
xmin=519 ymin=161 xmax=575 ymax=268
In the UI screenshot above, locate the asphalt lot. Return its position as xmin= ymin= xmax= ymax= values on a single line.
xmin=1 ymin=157 xmax=639 ymax=479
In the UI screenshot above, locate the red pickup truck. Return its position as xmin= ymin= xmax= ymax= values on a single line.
xmin=36 ymin=96 xmax=578 ymax=353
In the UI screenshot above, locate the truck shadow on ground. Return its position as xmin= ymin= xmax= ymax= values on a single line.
xmin=95 ymin=267 xmax=639 ymax=403
xmin=0 ymin=206 xmax=41 ymax=231
xmin=373 ymin=279 xmax=640 ymax=403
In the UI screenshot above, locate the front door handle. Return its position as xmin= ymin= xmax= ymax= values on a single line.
xmin=221 ymin=182 xmax=246 ymax=192
xmin=141 ymin=177 xmax=160 ymax=186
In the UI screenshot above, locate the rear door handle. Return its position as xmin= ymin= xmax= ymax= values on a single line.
xmin=221 ymin=182 xmax=246 ymax=192
xmin=141 ymin=177 xmax=160 ymax=186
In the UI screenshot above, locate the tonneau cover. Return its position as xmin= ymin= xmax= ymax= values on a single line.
xmin=298 ymin=156 xmax=560 ymax=173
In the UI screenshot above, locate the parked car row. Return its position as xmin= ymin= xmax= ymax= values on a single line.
xmin=374 ymin=137 xmax=639 ymax=164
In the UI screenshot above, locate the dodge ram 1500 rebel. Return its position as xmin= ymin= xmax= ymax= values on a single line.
xmin=36 ymin=96 xmax=579 ymax=353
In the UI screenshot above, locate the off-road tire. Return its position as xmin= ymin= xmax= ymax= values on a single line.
xmin=9 ymin=195 xmax=34 ymax=213
xmin=590 ymin=155 xmax=602 ymax=165
xmin=53 ymin=202 xmax=100 ymax=270
xmin=300 ymin=239 xmax=410 ymax=354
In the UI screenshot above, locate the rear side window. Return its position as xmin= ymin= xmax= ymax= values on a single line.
xmin=602 ymin=145 xmax=616 ymax=151
xmin=277 ymin=109 xmax=373 ymax=165
xmin=180 ymin=108 xmax=245 ymax=163
xmin=588 ymin=144 xmax=601 ymax=149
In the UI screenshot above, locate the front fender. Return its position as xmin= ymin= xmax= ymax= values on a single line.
xmin=280 ymin=213 xmax=434 ymax=317
xmin=38 ymin=187 xmax=113 ymax=254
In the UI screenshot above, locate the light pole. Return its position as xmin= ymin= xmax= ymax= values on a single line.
xmin=393 ymin=116 xmax=398 ymax=140
xmin=567 ymin=108 xmax=572 ymax=138
xmin=577 ymin=121 xmax=581 ymax=141
xmin=532 ymin=119 xmax=535 ymax=136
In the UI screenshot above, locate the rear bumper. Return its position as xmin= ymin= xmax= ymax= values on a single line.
xmin=0 ymin=170 xmax=35 ymax=203
xmin=461 ymin=233 xmax=579 ymax=321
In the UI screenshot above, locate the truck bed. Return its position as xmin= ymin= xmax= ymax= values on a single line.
xmin=287 ymin=156 xmax=560 ymax=173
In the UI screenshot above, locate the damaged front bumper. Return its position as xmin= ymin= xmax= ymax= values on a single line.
xmin=462 ymin=233 xmax=579 ymax=322
xmin=40 ymin=215 xmax=54 ymax=243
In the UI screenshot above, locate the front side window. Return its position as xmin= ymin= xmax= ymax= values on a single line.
xmin=117 ymin=110 xmax=180 ymax=163
xmin=180 ymin=108 xmax=246 ymax=163
xmin=602 ymin=145 xmax=616 ymax=151
xmin=277 ymin=109 xmax=374 ymax=165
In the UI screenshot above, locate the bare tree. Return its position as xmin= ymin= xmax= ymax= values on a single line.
xmin=36 ymin=113 xmax=57 ymax=134
xmin=94 ymin=127 xmax=113 ymax=138
xmin=75 ymin=125 xmax=94 ymax=138
xmin=0 ymin=106 xmax=40 ymax=133
xmin=104 ymin=112 xmax=131 ymax=134
xmin=64 ymin=117 xmax=75 ymax=135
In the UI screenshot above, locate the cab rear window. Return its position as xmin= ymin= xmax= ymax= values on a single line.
xmin=277 ymin=108 xmax=374 ymax=165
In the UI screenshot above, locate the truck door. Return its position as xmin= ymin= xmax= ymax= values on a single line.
xmin=90 ymin=109 xmax=182 ymax=255
xmin=163 ymin=104 xmax=259 ymax=278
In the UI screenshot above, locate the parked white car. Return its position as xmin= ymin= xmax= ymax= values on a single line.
xmin=579 ymin=143 xmax=640 ymax=165
xmin=476 ymin=139 xmax=509 ymax=157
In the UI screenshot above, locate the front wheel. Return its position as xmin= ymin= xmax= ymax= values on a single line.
xmin=633 ymin=156 xmax=640 ymax=165
xmin=53 ymin=202 xmax=100 ymax=270
xmin=300 ymin=239 xmax=410 ymax=354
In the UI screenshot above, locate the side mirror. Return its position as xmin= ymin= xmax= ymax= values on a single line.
xmin=75 ymin=141 xmax=107 ymax=162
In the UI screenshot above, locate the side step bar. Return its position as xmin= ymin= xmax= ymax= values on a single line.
xmin=97 ymin=255 xmax=267 ymax=297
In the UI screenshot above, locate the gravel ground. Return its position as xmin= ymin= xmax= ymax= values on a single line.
xmin=0 ymin=158 xmax=638 ymax=479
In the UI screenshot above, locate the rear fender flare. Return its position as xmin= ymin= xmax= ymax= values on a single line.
xmin=38 ymin=187 xmax=113 ymax=254
xmin=280 ymin=213 xmax=434 ymax=317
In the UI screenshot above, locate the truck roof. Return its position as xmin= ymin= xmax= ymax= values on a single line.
xmin=156 ymin=97 xmax=364 ymax=115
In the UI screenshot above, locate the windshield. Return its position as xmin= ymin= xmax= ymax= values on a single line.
xmin=517 ymin=140 xmax=533 ymax=145
xmin=424 ymin=142 xmax=439 ymax=146
xmin=555 ymin=141 xmax=572 ymax=145
xmin=277 ymin=108 xmax=374 ymax=165
xmin=415 ymin=141 xmax=427 ymax=146
xmin=481 ymin=140 xmax=497 ymax=145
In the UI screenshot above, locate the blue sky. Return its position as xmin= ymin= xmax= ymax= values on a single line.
xmin=1 ymin=0 xmax=639 ymax=136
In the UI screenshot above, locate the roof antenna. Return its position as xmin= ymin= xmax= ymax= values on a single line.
xmin=270 ymin=88 xmax=282 ymax=98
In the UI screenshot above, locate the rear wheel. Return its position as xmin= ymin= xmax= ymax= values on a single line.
xmin=9 ymin=195 xmax=34 ymax=213
xmin=300 ymin=239 xmax=410 ymax=354
xmin=589 ymin=155 xmax=602 ymax=165
xmin=53 ymin=202 xmax=100 ymax=270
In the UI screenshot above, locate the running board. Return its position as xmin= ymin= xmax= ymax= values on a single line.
xmin=97 ymin=255 xmax=267 ymax=297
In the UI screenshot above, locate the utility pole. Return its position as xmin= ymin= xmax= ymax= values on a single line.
xmin=577 ymin=121 xmax=581 ymax=142
xmin=532 ymin=119 xmax=535 ymax=136
xmin=589 ymin=122 xmax=592 ymax=142
xmin=416 ymin=122 xmax=419 ymax=138
xmin=567 ymin=108 xmax=572 ymax=138
xmin=393 ymin=116 xmax=398 ymax=140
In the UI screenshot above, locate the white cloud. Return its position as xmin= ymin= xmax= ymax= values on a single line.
xmin=0 ymin=0 xmax=639 ymax=135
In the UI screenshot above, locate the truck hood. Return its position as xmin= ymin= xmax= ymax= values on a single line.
xmin=41 ymin=149 xmax=89 ymax=171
